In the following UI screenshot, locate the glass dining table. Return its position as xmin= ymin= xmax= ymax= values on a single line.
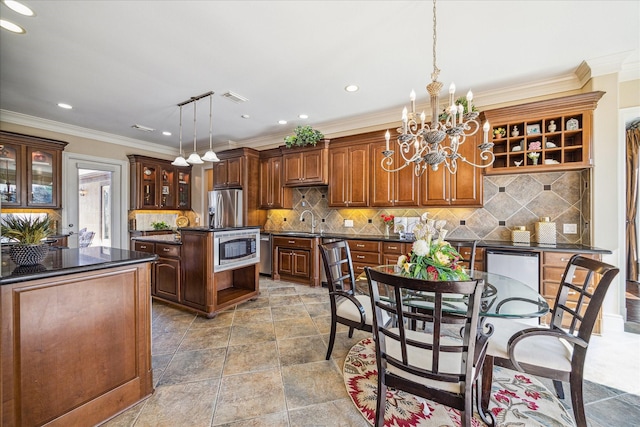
xmin=357 ymin=265 xmax=549 ymax=320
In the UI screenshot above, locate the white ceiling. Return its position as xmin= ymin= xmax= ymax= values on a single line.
xmin=1 ymin=1 xmax=638 ymax=153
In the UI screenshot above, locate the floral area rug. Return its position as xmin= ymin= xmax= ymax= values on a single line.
xmin=343 ymin=338 xmax=575 ymax=427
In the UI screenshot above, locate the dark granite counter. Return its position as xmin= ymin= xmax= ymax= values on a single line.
xmin=1 ymin=246 xmax=158 ymax=285
xmin=178 ymin=226 xmax=261 ymax=233
xmin=131 ymin=234 xmax=182 ymax=244
xmin=268 ymin=231 xmax=611 ymax=254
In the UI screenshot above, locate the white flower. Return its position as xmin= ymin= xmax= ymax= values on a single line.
xmin=433 ymin=250 xmax=451 ymax=266
xmin=412 ymin=239 xmax=430 ymax=257
xmin=397 ymin=254 xmax=407 ymax=267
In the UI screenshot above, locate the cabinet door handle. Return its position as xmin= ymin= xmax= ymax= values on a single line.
xmin=356 ymin=244 xmax=365 ymax=248
xmin=162 ymin=248 xmax=170 ymax=252
xmin=288 ymin=240 xmax=296 ymax=244
xmin=388 ymin=246 xmax=398 ymax=250
xmin=139 ymin=245 xmax=147 ymax=249
xmin=356 ymin=255 xmax=365 ymax=259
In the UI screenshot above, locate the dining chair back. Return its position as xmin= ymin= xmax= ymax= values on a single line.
xmin=319 ymin=240 xmax=374 ymax=360
xmin=484 ymin=254 xmax=619 ymax=427
xmin=365 ymin=267 xmax=493 ymax=427
xmin=450 ymin=240 xmax=479 ymax=274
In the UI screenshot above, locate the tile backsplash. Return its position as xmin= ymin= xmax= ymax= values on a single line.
xmin=263 ymin=170 xmax=590 ymax=245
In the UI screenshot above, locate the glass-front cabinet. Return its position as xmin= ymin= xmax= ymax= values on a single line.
xmin=0 ymin=131 xmax=67 ymax=208
xmin=128 ymin=155 xmax=192 ymax=210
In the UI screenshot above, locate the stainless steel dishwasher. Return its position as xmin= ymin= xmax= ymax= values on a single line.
xmin=259 ymin=233 xmax=272 ymax=276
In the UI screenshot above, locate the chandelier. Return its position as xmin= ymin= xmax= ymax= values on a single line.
xmin=172 ymin=91 xmax=219 ymax=166
xmin=382 ymin=0 xmax=494 ymax=176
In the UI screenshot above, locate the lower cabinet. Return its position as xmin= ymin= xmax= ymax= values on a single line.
xmin=133 ymin=240 xmax=181 ymax=303
xmin=541 ymin=251 xmax=602 ymax=332
xmin=348 ymin=240 xmax=382 ymax=278
xmin=382 ymin=241 xmax=408 ymax=266
xmin=456 ymin=244 xmax=486 ymax=272
xmin=273 ymin=236 xmax=321 ymax=286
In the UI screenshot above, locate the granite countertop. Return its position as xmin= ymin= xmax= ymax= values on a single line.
xmin=131 ymin=234 xmax=182 ymax=244
xmin=1 ymin=246 xmax=158 ymax=285
xmin=179 ymin=226 xmax=261 ymax=233
xmin=267 ymin=231 xmax=611 ymax=254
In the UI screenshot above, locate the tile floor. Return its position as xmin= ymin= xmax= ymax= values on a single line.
xmin=102 ymin=277 xmax=640 ymax=427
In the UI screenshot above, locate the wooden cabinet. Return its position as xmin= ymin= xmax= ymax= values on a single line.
xmin=370 ymin=139 xmax=420 ymax=206
xmin=282 ymin=141 xmax=329 ymax=186
xmin=455 ymin=244 xmax=485 ymax=272
xmin=328 ymin=141 xmax=369 ymax=207
xmin=213 ymin=156 xmax=242 ymax=188
xmin=133 ymin=240 xmax=181 ymax=303
xmin=419 ymin=132 xmax=483 ymax=207
xmin=483 ymin=91 xmax=604 ymax=175
xmin=128 ymin=155 xmax=192 ymax=210
xmin=259 ymin=148 xmax=292 ymax=209
xmin=541 ymin=251 xmax=602 ymax=332
xmin=0 ymin=131 xmax=67 ymax=208
xmin=176 ymin=229 xmax=260 ymax=316
xmin=382 ymin=241 xmax=408 ymax=266
xmin=348 ymin=239 xmax=382 ymax=277
xmin=273 ymin=236 xmax=320 ymax=286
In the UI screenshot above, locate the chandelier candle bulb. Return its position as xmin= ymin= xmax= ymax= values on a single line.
xmin=410 ymin=90 xmax=416 ymax=113
xmin=449 ymin=82 xmax=455 ymax=106
xmin=385 ymin=130 xmax=390 ymax=151
xmin=466 ymin=90 xmax=473 ymax=112
xmin=483 ymin=121 xmax=490 ymax=143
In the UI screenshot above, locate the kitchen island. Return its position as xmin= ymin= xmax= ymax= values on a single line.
xmin=1 ymin=247 xmax=156 ymax=427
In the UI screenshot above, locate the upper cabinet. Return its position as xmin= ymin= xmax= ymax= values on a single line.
xmin=213 ymin=156 xmax=242 ymax=189
xmin=0 ymin=131 xmax=67 ymax=208
xmin=128 ymin=155 xmax=192 ymax=210
xmin=259 ymin=148 xmax=292 ymax=209
xmin=419 ymin=130 xmax=483 ymax=207
xmin=282 ymin=141 xmax=329 ymax=186
xmin=328 ymin=139 xmax=369 ymax=207
xmin=483 ymin=91 xmax=605 ymax=175
xmin=370 ymin=135 xmax=420 ymax=207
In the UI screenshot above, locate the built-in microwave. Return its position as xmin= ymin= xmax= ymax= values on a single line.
xmin=213 ymin=228 xmax=260 ymax=272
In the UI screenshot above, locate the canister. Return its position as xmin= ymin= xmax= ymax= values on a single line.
xmin=511 ymin=226 xmax=530 ymax=244
xmin=535 ymin=217 xmax=556 ymax=244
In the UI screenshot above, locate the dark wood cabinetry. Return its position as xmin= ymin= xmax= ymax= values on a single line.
xmin=370 ymin=138 xmax=420 ymax=206
xmin=259 ymin=148 xmax=292 ymax=209
xmin=328 ymin=140 xmax=369 ymax=207
xmin=348 ymin=239 xmax=382 ymax=277
xmin=213 ymin=156 xmax=242 ymax=188
xmin=419 ymin=131 xmax=483 ymax=207
xmin=128 ymin=155 xmax=191 ymax=210
xmin=273 ymin=235 xmax=320 ymax=286
xmin=382 ymin=241 xmax=408 ymax=266
xmin=133 ymin=239 xmax=182 ymax=303
xmin=483 ymin=91 xmax=604 ymax=174
xmin=0 ymin=130 xmax=67 ymax=208
xmin=282 ymin=141 xmax=329 ymax=186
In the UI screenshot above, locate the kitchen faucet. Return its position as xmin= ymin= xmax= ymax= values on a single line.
xmin=299 ymin=210 xmax=317 ymax=234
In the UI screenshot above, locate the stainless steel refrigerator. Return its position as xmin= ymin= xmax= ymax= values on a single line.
xmin=208 ymin=189 xmax=243 ymax=228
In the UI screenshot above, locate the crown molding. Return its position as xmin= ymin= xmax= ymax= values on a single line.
xmin=585 ymin=51 xmax=637 ymax=78
xmin=0 ymin=109 xmax=178 ymax=156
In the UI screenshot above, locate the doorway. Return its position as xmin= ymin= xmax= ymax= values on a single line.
xmin=63 ymin=154 xmax=127 ymax=249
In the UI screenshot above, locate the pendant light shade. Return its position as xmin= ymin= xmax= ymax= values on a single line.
xmin=186 ymin=100 xmax=203 ymax=164
xmin=172 ymin=105 xmax=189 ymax=166
xmin=201 ymin=93 xmax=220 ymax=162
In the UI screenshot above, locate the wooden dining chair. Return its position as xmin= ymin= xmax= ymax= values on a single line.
xmin=365 ymin=267 xmax=494 ymax=427
xmin=482 ymin=255 xmax=619 ymax=427
xmin=450 ymin=240 xmax=479 ymax=274
xmin=319 ymin=240 xmax=375 ymax=360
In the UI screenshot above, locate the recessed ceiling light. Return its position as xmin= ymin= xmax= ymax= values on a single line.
xmin=162 ymin=131 xmax=172 ymax=136
xmin=3 ymin=1 xmax=35 ymax=16
xmin=57 ymin=103 xmax=72 ymax=109
xmin=0 ymin=19 xmax=25 ymax=34
xmin=241 ymin=114 xmax=250 ymax=119
xmin=298 ymin=114 xmax=309 ymax=119
xmin=345 ymin=85 xmax=359 ymax=92
xmin=278 ymin=120 xmax=287 ymax=125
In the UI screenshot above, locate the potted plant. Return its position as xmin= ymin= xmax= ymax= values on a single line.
xmin=284 ymin=125 xmax=324 ymax=148
xmin=1 ymin=214 xmax=53 ymax=265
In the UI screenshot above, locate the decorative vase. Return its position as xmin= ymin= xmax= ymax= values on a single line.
xmin=532 ymin=157 xmax=539 ymax=165
xmin=9 ymin=244 xmax=49 ymax=266
xmin=548 ymin=120 xmax=557 ymax=132
xmin=384 ymin=224 xmax=390 ymax=237
xmin=511 ymin=126 xmax=519 ymax=137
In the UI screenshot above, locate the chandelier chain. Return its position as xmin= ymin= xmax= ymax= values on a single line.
xmin=432 ymin=0 xmax=438 ymax=79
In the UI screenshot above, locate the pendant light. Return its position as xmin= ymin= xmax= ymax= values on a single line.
xmin=186 ymin=100 xmax=204 ymax=164
xmin=171 ymin=105 xmax=189 ymax=166
xmin=201 ymin=92 xmax=220 ymax=162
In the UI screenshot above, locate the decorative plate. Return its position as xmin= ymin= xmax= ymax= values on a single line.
xmin=176 ymin=216 xmax=189 ymax=227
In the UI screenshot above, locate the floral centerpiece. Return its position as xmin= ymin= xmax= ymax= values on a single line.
xmin=397 ymin=213 xmax=470 ymax=281
xmin=381 ymin=214 xmax=394 ymax=237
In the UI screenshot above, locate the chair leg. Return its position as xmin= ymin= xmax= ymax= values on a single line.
xmin=570 ymin=375 xmax=587 ymax=427
xmin=325 ymin=320 xmax=337 ymax=360
xmin=348 ymin=326 xmax=354 ymax=338
xmin=553 ymin=380 xmax=565 ymax=400
xmin=375 ymin=380 xmax=387 ymax=427
xmin=481 ymin=355 xmax=494 ymax=414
